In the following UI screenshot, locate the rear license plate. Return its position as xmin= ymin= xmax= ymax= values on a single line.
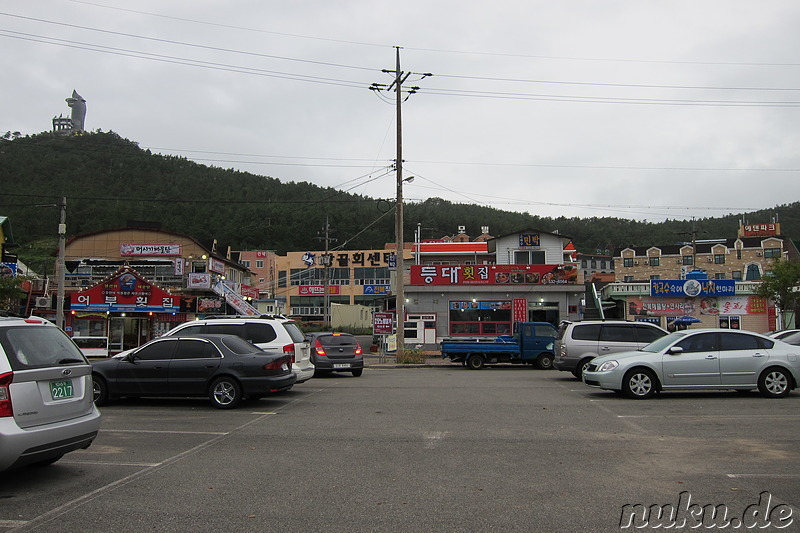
xmin=333 ymin=363 xmax=351 ymax=369
xmin=50 ymin=380 xmax=74 ymax=400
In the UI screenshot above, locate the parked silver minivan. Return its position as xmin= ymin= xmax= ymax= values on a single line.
xmin=0 ymin=316 xmax=101 ymax=471
xmin=553 ymin=320 xmax=668 ymax=379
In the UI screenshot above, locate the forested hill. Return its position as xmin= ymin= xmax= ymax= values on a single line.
xmin=2 ymin=131 xmax=799 ymax=261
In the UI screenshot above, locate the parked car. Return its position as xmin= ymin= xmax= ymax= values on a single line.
xmin=768 ymin=329 xmax=800 ymax=340
xmin=0 ymin=316 xmax=101 ymax=471
xmin=91 ymin=334 xmax=296 ymax=409
xmin=162 ymin=315 xmax=314 ymax=383
xmin=583 ymin=328 xmax=800 ymax=399
xmin=306 ymin=332 xmax=364 ymax=377
xmin=554 ymin=320 xmax=668 ymax=378
xmin=779 ymin=331 xmax=800 ymax=346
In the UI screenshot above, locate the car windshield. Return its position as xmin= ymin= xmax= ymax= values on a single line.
xmin=640 ymin=331 xmax=689 ymax=353
xmin=0 ymin=326 xmax=88 ymax=369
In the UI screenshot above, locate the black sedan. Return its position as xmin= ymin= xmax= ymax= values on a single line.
xmin=91 ymin=334 xmax=296 ymax=409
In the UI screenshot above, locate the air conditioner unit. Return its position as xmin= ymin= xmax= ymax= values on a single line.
xmin=756 ymin=251 xmax=763 ymax=257
xmin=633 ymin=261 xmax=639 ymax=265
xmin=707 ymin=257 xmax=713 ymax=263
xmin=676 ymin=259 xmax=683 ymax=264
xmin=35 ymin=296 xmax=51 ymax=308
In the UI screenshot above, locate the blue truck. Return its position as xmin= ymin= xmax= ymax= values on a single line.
xmin=440 ymin=322 xmax=558 ymax=370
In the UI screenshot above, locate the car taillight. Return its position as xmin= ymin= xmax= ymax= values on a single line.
xmin=0 ymin=372 xmax=13 ymax=418
xmin=283 ymin=343 xmax=296 ymax=364
xmin=355 ymin=342 xmax=362 ymax=356
xmin=314 ymin=339 xmax=326 ymax=356
xmin=264 ymin=357 xmax=290 ymax=371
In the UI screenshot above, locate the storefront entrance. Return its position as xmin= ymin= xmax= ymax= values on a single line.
xmin=109 ymin=317 xmax=150 ymax=354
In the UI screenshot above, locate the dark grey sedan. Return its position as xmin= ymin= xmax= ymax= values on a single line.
xmin=91 ymin=334 xmax=296 ymax=408
xmin=307 ymin=332 xmax=364 ymax=377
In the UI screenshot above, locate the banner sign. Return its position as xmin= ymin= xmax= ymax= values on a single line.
xmin=628 ymin=296 xmax=766 ymax=316
xmin=650 ymin=279 xmax=735 ymax=298
xmin=120 ymin=243 xmax=182 ymax=256
xmin=373 ymin=312 xmax=394 ymax=335
xmin=742 ymin=223 xmax=778 ymax=237
xmin=298 ymin=285 xmax=341 ymax=295
xmin=70 ymin=266 xmax=177 ymax=312
xmin=187 ymin=272 xmax=211 ymax=289
xmin=512 ymin=298 xmax=527 ymax=323
xmin=208 ymin=258 xmax=225 ymax=274
xmin=411 ymin=264 xmax=578 ymax=286
xmin=450 ymin=301 xmax=512 ymax=311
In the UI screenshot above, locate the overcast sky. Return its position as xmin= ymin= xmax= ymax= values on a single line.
xmin=2 ymin=0 xmax=799 ymax=226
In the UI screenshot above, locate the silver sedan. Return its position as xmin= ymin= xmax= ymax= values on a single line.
xmin=583 ymin=328 xmax=800 ymax=399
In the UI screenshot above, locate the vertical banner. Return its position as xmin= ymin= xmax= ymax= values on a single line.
xmin=513 ymin=298 xmax=527 ymax=323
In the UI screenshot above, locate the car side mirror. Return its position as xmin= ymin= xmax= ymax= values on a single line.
xmin=668 ymin=346 xmax=684 ymax=355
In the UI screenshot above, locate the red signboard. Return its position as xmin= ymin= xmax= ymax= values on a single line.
xmin=410 ymin=264 xmax=578 ymax=286
xmin=298 ymin=285 xmax=341 ymax=295
xmin=742 ymin=223 xmax=778 ymax=237
xmin=70 ymin=266 xmax=177 ymax=312
xmin=373 ymin=312 xmax=394 ymax=335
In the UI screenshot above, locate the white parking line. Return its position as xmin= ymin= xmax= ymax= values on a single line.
xmin=423 ymin=431 xmax=448 ymax=449
xmin=0 ymin=520 xmax=27 ymax=528
xmin=59 ymin=461 xmax=162 ymax=467
xmin=727 ymin=473 xmax=800 ymax=479
xmin=618 ymin=414 xmax=800 ymax=419
xmin=103 ymin=429 xmax=229 ymax=435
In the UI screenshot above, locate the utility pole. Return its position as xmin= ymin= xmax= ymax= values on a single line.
xmin=393 ymin=47 xmax=407 ymax=358
xmin=316 ymin=217 xmax=336 ymax=327
xmin=56 ymin=197 xmax=66 ymax=330
xmin=370 ymin=48 xmax=430 ymax=359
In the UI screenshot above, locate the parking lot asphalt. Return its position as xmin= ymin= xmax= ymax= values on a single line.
xmin=2 ymin=367 xmax=799 ymax=532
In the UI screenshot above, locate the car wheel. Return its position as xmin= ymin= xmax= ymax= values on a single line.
xmin=622 ymin=368 xmax=657 ymax=399
xmin=92 ymin=375 xmax=109 ymax=406
xmin=536 ymin=353 xmax=554 ymax=370
xmin=466 ymin=354 xmax=485 ymax=370
xmin=351 ymin=368 xmax=363 ymax=377
xmin=209 ymin=377 xmax=243 ymax=409
xmin=572 ymin=358 xmax=593 ymax=380
xmin=758 ymin=367 xmax=792 ymax=398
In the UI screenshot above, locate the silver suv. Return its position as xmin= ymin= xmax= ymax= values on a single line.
xmin=554 ymin=320 xmax=668 ymax=379
xmin=164 ymin=315 xmax=314 ymax=383
xmin=0 ymin=316 xmax=101 ymax=471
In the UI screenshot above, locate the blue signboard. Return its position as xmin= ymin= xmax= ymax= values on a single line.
xmin=519 ymin=234 xmax=540 ymax=248
xmin=387 ymin=253 xmax=396 ymax=271
xmin=0 ymin=262 xmax=18 ymax=277
xmin=650 ymin=279 xmax=736 ymax=298
xmin=363 ymin=285 xmax=391 ymax=295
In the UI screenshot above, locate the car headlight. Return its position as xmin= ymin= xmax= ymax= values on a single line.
xmin=597 ymin=360 xmax=619 ymax=372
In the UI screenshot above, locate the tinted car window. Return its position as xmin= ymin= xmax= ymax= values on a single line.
xmin=173 ymin=339 xmax=219 ymax=359
xmin=572 ymin=324 xmax=601 ymax=341
xmin=134 ymin=340 xmax=176 ymax=360
xmin=634 ymin=325 xmax=665 ymax=343
xmin=173 ymin=324 xmax=204 ymax=336
xmin=1 ymin=326 xmax=86 ymax=370
xmin=317 ymin=334 xmax=357 ymax=347
xmin=719 ymin=333 xmax=760 ymax=351
xmin=244 ymin=323 xmax=277 ymax=344
xmin=283 ymin=322 xmax=306 ymax=343
xmin=676 ymin=333 xmax=718 ymax=353
xmin=599 ymin=325 xmax=633 ymax=342
xmin=204 ymin=324 xmax=246 ymax=337
xmin=220 ymin=336 xmax=262 ymax=355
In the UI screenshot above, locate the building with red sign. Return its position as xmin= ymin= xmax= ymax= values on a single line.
xmin=41 ymin=225 xmax=254 ymax=354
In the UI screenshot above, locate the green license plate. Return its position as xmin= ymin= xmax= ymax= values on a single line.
xmin=50 ymin=380 xmax=74 ymax=400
